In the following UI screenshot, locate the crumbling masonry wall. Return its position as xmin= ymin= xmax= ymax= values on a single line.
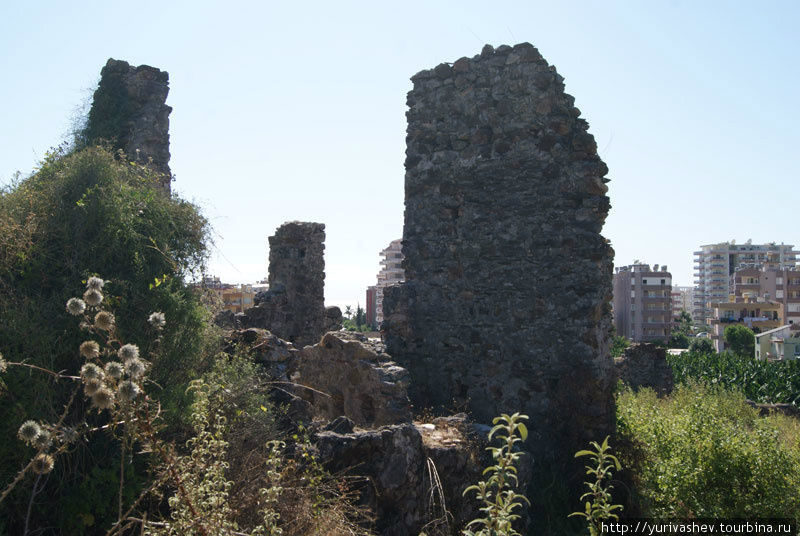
xmin=383 ymin=43 xmax=615 ymax=464
xmin=85 ymin=59 xmax=172 ymax=192
xmin=248 ymin=222 xmax=326 ymax=347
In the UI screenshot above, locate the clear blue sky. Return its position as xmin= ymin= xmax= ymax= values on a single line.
xmin=2 ymin=1 xmax=798 ymax=308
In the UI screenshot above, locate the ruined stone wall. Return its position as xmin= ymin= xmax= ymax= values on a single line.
xmin=384 ymin=43 xmax=615 ymax=464
xmin=85 ymin=59 xmax=172 ymax=191
xmin=615 ymin=343 xmax=674 ymax=396
xmin=248 ymin=222 xmax=326 ymax=346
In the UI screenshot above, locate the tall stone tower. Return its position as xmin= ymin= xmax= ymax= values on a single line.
xmin=84 ymin=59 xmax=172 ymax=192
xmin=383 ymin=43 xmax=615 ymax=469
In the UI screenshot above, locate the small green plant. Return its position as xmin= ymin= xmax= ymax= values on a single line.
xmin=462 ymin=413 xmax=530 ymax=536
xmin=569 ymin=436 xmax=623 ymax=536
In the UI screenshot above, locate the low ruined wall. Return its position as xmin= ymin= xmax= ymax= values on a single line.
xmin=614 ymin=343 xmax=675 ymax=395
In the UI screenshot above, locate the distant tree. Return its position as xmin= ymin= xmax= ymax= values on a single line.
xmin=355 ymin=304 xmax=366 ymax=327
xmin=724 ymin=324 xmax=755 ymax=357
xmin=689 ymin=337 xmax=715 ymax=354
xmin=676 ymin=311 xmax=693 ymax=335
xmin=668 ymin=333 xmax=690 ymax=349
xmin=650 ymin=339 xmax=667 ymax=348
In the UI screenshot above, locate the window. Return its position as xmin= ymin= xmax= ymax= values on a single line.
xmin=661 ymin=279 xmax=665 ymax=285
xmin=642 ymin=279 xmax=648 ymax=285
xmin=631 ymin=290 xmax=635 ymax=298
xmin=777 ymin=290 xmax=784 ymax=299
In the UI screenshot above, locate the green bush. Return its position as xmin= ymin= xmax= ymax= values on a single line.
xmin=688 ymin=337 xmax=714 ymax=354
xmin=0 ymin=145 xmax=216 ymax=532
xmin=616 ymin=383 xmax=800 ymax=518
xmin=667 ymin=333 xmax=689 ymax=349
xmin=610 ymin=335 xmax=630 ymax=358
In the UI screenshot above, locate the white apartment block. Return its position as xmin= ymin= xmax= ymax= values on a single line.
xmin=374 ymin=239 xmax=404 ymax=325
xmin=693 ymin=241 xmax=797 ymax=325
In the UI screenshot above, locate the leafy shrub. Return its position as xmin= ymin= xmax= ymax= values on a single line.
xmin=668 ymin=349 xmax=800 ymax=404
xmin=610 ymin=335 xmax=630 ymax=358
xmin=616 ymin=383 xmax=800 ymax=517
xmin=667 ymin=333 xmax=689 ymax=349
xmin=688 ymin=337 xmax=714 ymax=354
xmin=0 ymin=146 xmax=215 ymax=532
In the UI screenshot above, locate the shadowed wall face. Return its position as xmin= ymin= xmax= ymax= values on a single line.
xmin=265 ymin=221 xmax=326 ymax=346
xmin=384 ymin=43 xmax=615 ymax=461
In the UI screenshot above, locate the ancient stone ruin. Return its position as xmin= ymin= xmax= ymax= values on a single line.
xmin=244 ymin=221 xmax=326 ymax=346
xmin=383 ymin=42 xmax=615 ymax=467
xmin=615 ymin=343 xmax=675 ymax=395
xmin=84 ymin=58 xmax=172 ymax=191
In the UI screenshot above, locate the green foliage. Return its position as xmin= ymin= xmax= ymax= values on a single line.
xmin=668 ymin=348 xmax=800 ymax=404
xmin=610 ymin=335 xmax=630 ymax=358
xmin=667 ymin=332 xmax=689 ymax=349
xmin=688 ymin=337 xmax=714 ymax=354
xmin=616 ymin=383 xmax=800 ymax=517
xmin=462 ymin=413 xmax=530 ymax=536
xmin=342 ymin=304 xmax=370 ymax=332
xmin=569 ymin=437 xmax=623 ymax=536
xmin=77 ymin=71 xmax=138 ymax=151
xmin=724 ymin=324 xmax=755 ymax=357
xmin=675 ymin=311 xmax=693 ymax=336
xmin=0 ymin=146 xmax=215 ymax=531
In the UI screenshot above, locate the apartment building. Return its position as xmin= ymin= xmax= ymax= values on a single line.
xmin=366 ymin=239 xmax=404 ymax=329
xmin=671 ymin=285 xmax=694 ymax=319
xmin=220 ymin=284 xmax=256 ymax=314
xmin=708 ymin=298 xmax=782 ymax=352
xmin=729 ymin=266 xmax=800 ymax=327
xmin=613 ymin=263 xmax=672 ymax=342
xmin=200 ymin=276 xmax=256 ymax=314
xmin=693 ymin=241 xmax=797 ymax=325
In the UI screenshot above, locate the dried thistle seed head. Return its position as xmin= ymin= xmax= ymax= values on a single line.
xmin=0 ymin=352 xmax=6 ymax=373
xmin=104 ymin=361 xmax=124 ymax=379
xmin=83 ymin=289 xmax=103 ymax=307
xmin=59 ymin=426 xmax=79 ymax=444
xmin=80 ymin=363 xmax=104 ymax=382
xmin=32 ymin=430 xmax=52 ymax=451
xmin=18 ymin=421 xmax=41 ymax=444
xmin=84 ymin=377 xmax=103 ymax=396
xmin=79 ymin=340 xmax=100 ymax=360
xmin=118 ymin=381 xmax=140 ymax=403
xmin=32 ymin=453 xmax=54 ymax=475
xmin=125 ymin=358 xmax=148 ymax=380
xmin=66 ymin=298 xmax=86 ymax=316
xmin=86 ymin=276 xmax=105 ymax=290
xmin=94 ymin=311 xmax=115 ymax=331
xmin=91 ymin=387 xmax=115 ymax=410
xmin=118 ymin=344 xmax=139 ymax=362
xmin=148 ymin=311 xmax=166 ymax=328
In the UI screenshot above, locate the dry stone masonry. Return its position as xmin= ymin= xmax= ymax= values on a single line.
xmin=383 ymin=43 xmax=615 ymax=467
xmin=246 ymin=222 xmax=326 ymax=346
xmin=85 ymin=59 xmax=172 ymax=191
xmin=614 ymin=343 xmax=675 ymax=396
